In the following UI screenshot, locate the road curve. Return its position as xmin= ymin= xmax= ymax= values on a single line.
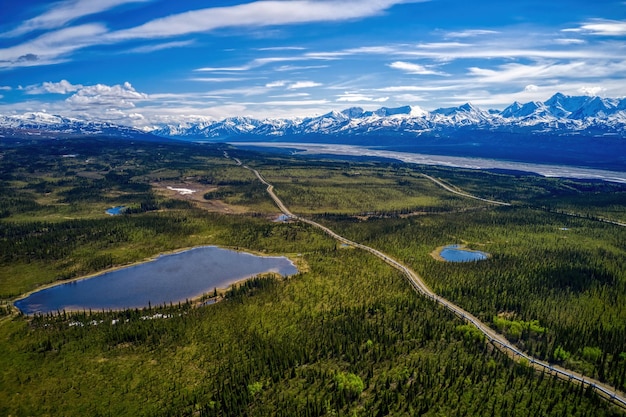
xmin=422 ymin=173 xmax=626 ymax=228
xmin=235 ymin=159 xmax=626 ymax=410
xmin=421 ymin=174 xmax=511 ymax=206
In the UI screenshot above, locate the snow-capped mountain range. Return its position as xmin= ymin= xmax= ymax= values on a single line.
xmin=150 ymin=93 xmax=626 ymax=140
xmin=0 ymin=112 xmax=155 ymax=140
xmin=1 ymin=93 xmax=625 ymax=141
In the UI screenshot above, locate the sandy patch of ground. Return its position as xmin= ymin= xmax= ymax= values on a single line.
xmin=152 ymin=181 xmax=248 ymax=214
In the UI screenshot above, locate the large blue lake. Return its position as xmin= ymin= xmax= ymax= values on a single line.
xmin=15 ymin=246 xmax=298 ymax=315
xmin=439 ymin=244 xmax=489 ymax=262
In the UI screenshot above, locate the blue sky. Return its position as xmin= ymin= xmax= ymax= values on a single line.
xmin=1 ymin=0 xmax=625 ymax=127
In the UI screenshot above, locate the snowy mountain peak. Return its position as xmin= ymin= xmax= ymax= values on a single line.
xmin=369 ymin=105 xmax=414 ymax=117
xmin=341 ymin=107 xmax=365 ymax=118
xmin=501 ymin=101 xmax=523 ymax=118
xmin=432 ymin=103 xmax=480 ymax=116
xmin=408 ymin=105 xmax=428 ymax=117
xmin=458 ymin=103 xmax=478 ymax=112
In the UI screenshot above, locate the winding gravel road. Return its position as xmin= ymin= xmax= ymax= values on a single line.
xmin=235 ymin=156 xmax=626 ymax=410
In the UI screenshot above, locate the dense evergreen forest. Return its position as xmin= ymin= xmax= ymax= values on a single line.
xmin=0 ymin=137 xmax=625 ymax=416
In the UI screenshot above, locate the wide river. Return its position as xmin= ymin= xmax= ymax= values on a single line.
xmin=232 ymin=142 xmax=626 ymax=183
xmin=15 ymin=246 xmax=298 ymax=315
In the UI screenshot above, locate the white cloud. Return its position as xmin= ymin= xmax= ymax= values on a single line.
xmin=127 ymin=40 xmax=195 ymax=54
xmin=524 ymin=84 xmax=539 ymax=92
xmin=2 ymin=0 xmax=151 ymax=38
xmin=247 ymin=99 xmax=329 ymax=106
xmin=388 ymin=61 xmax=446 ymax=75
xmin=266 ymin=80 xmax=287 ymax=88
xmin=257 ymin=46 xmax=307 ymax=51
xmin=66 ymin=82 xmax=148 ymax=108
xmin=313 ymin=38 xmax=620 ymax=64
xmin=393 ymin=93 xmax=427 ymax=102
xmin=195 ymin=65 xmax=254 ymax=72
xmin=2 ymin=0 xmax=411 ymax=70
xmin=468 ymin=62 xmax=582 ymax=83
xmin=376 ymin=85 xmax=458 ymax=92
xmin=578 ymin=86 xmax=606 ymax=96
xmin=467 ymin=60 xmax=626 ymax=84
xmin=275 ymin=64 xmax=329 ymax=72
xmin=553 ymin=38 xmax=586 ymax=45
xmin=189 ymin=77 xmax=250 ymax=83
xmin=0 ymin=86 xmax=11 ymax=91
xmin=288 ymin=81 xmax=322 ymax=89
xmin=106 ymin=0 xmax=424 ymax=41
xmin=444 ymin=29 xmax=499 ymax=38
xmin=336 ymin=92 xmax=388 ymax=102
xmin=26 ymin=80 xmax=82 ymax=95
xmin=0 ymin=24 xmax=107 ymax=68
xmin=564 ymin=19 xmax=626 ymax=36
xmin=270 ymin=93 xmax=310 ymax=98
xmin=196 ymin=55 xmax=336 ymax=73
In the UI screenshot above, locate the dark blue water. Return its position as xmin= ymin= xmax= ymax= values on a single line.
xmin=439 ymin=244 xmax=488 ymax=263
xmin=15 ymin=246 xmax=298 ymax=315
xmin=106 ymin=206 xmax=126 ymax=215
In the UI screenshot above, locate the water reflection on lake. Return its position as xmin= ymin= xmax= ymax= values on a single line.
xmin=15 ymin=246 xmax=298 ymax=315
xmin=439 ymin=244 xmax=489 ymax=262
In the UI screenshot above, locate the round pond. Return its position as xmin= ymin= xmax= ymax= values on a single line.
xmin=438 ymin=244 xmax=489 ymax=263
xmin=106 ymin=206 xmax=126 ymax=215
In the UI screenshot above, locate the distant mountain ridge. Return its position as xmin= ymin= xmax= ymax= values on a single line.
xmin=0 ymin=112 xmax=158 ymax=141
xmin=1 ymin=93 xmax=625 ymax=141
xmin=149 ymin=93 xmax=626 ymax=140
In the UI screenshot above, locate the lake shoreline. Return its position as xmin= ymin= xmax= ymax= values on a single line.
xmin=12 ymin=245 xmax=300 ymax=315
xmin=430 ymin=244 xmax=490 ymax=262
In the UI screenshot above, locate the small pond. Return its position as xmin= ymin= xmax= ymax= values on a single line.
xmin=106 ymin=206 xmax=126 ymax=215
xmin=439 ymin=244 xmax=489 ymax=263
xmin=15 ymin=246 xmax=298 ymax=315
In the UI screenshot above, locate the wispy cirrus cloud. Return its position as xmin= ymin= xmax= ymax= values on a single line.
xmin=195 ymin=54 xmax=339 ymax=73
xmin=288 ymin=81 xmax=322 ymax=89
xmin=336 ymin=92 xmax=389 ymax=102
xmin=2 ymin=0 xmax=151 ymax=38
xmin=126 ymin=40 xmax=196 ymax=54
xmin=1 ymin=0 xmax=421 ymax=70
xmin=275 ymin=64 xmax=330 ymax=72
xmin=563 ymin=19 xmax=626 ymax=36
xmin=189 ymin=77 xmax=252 ymax=83
xmin=257 ymin=46 xmax=307 ymax=51
xmin=467 ymin=60 xmax=626 ymax=84
xmin=388 ymin=61 xmax=446 ymax=75
xmin=443 ymin=29 xmax=499 ymax=38
xmin=553 ymin=38 xmax=586 ymax=45
xmin=0 ymin=24 xmax=107 ymax=68
xmin=266 ymin=80 xmax=287 ymax=88
xmin=106 ymin=0 xmax=425 ymax=41
xmin=248 ymin=99 xmax=329 ymax=106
